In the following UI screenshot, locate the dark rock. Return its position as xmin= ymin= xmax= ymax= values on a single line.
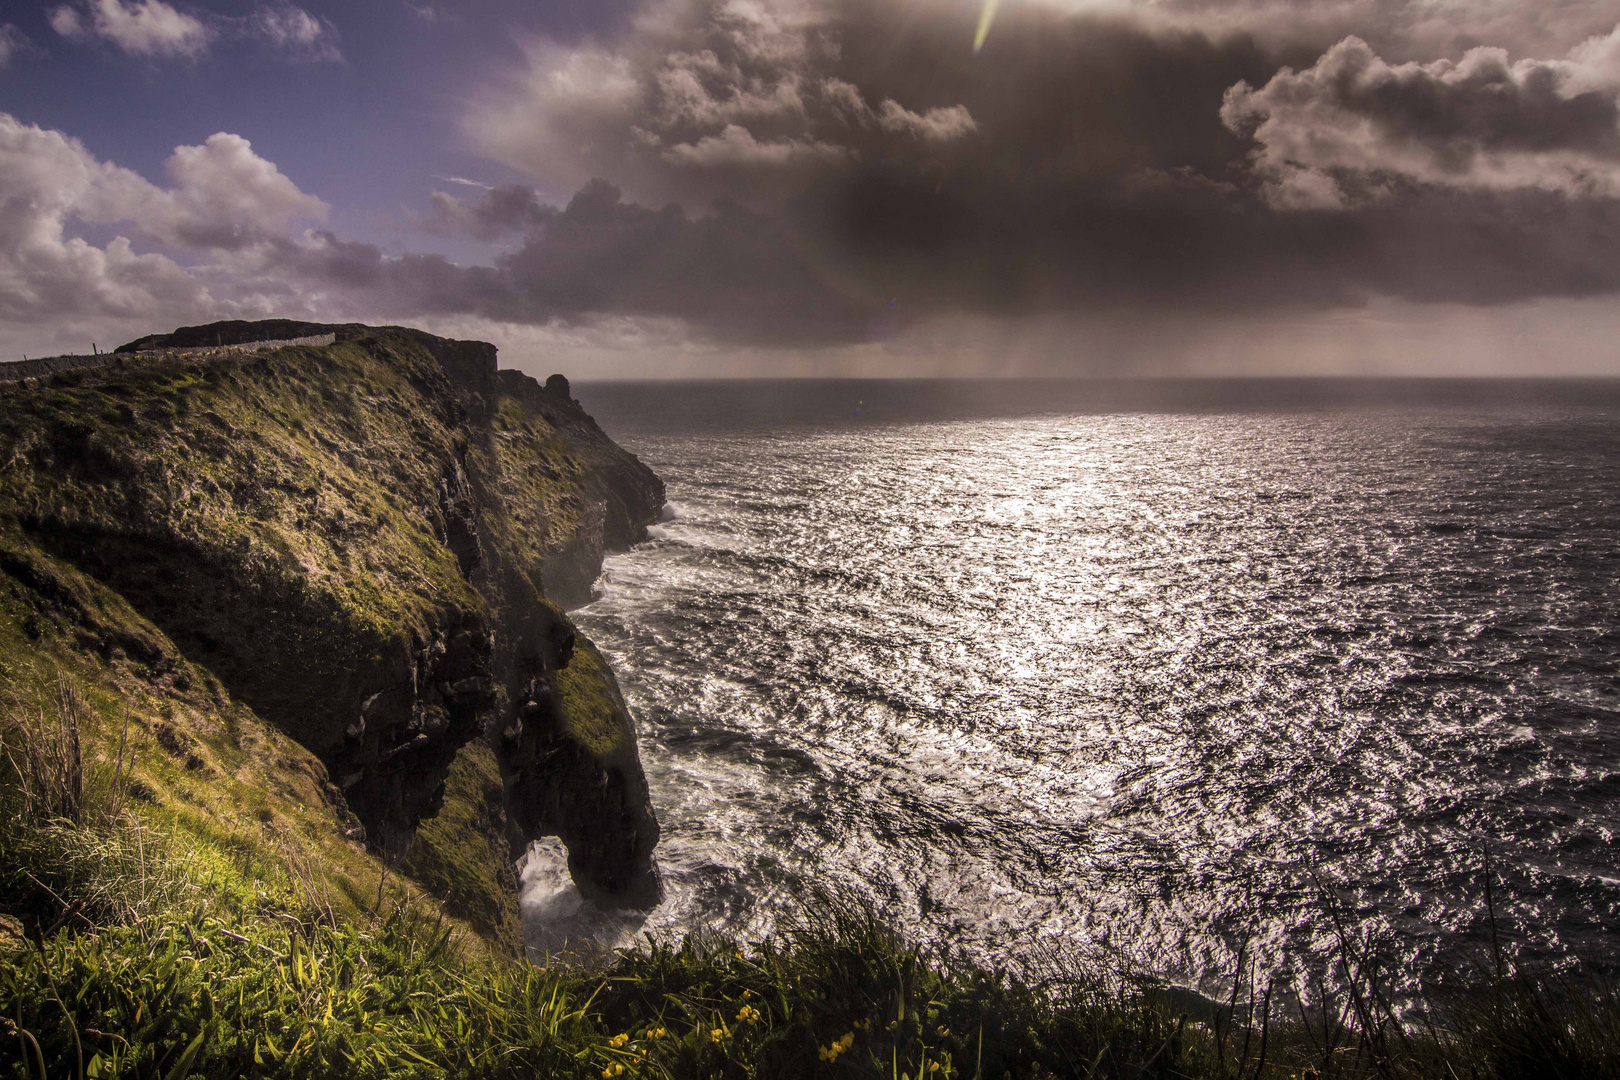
xmin=502 ymin=368 xmax=663 ymax=542
xmin=332 ymin=611 xmax=497 ymax=860
xmin=438 ymin=464 xmax=482 ymax=577
xmin=500 ymin=642 xmax=661 ymax=909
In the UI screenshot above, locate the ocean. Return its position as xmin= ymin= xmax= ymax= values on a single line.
xmin=521 ymin=378 xmax=1620 ymax=997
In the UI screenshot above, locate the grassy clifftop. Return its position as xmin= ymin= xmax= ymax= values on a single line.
xmin=0 ymin=324 xmax=665 ymax=960
xmin=0 ymin=340 xmax=484 ymax=760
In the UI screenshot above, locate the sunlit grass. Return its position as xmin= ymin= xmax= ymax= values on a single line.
xmin=2 ymin=672 xmax=1617 ymax=1079
xmin=5 ymin=778 xmax=1619 ymax=1080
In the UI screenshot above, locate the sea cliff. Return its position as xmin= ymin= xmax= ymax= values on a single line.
xmin=1 ymin=333 xmax=1614 ymax=1079
xmin=0 ymin=320 xmax=664 ymax=949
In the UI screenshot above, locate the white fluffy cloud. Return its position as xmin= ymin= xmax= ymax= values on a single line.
xmin=1223 ymin=26 xmax=1620 ymax=207
xmin=49 ymin=0 xmax=340 ymax=61
xmin=0 ymin=114 xmax=327 ymax=332
xmin=75 ymin=131 xmax=330 ymax=247
xmin=50 ymin=0 xmax=213 ymax=58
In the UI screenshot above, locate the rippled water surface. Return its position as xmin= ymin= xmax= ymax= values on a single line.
xmin=524 ymin=380 xmax=1620 ymax=992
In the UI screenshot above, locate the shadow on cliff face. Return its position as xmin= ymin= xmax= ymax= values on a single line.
xmin=498 ymin=636 xmax=663 ymax=911
xmin=10 ymin=362 xmax=497 ymax=861
xmin=1 ymin=324 xmax=669 ymax=919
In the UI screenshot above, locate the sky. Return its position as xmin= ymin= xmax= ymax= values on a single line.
xmin=2 ymin=0 xmax=1620 ymax=378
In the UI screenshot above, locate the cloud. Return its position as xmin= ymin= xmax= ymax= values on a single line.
xmin=874 ymin=100 xmax=977 ymax=142
xmin=1137 ymin=0 xmax=1620 ymax=62
xmin=426 ymin=184 xmax=553 ymax=240
xmin=473 ymin=43 xmax=643 ymax=198
xmin=156 ymin=132 xmax=331 ymax=245
xmin=251 ymin=5 xmax=342 ymax=61
xmin=0 ymin=110 xmax=862 ymax=350
xmin=403 ymin=1 xmax=450 ymax=25
xmin=54 ymin=130 xmax=328 ymax=250
xmin=0 ymin=114 xmax=327 ymax=333
xmin=272 ymin=178 xmax=871 ymax=344
xmin=0 ymin=114 xmax=215 ymax=327
xmin=1223 ymin=29 xmax=1620 ymax=207
xmin=661 ymin=123 xmax=849 ymax=167
xmin=50 ymin=0 xmax=213 ymax=58
xmin=469 ymin=0 xmax=978 ymax=206
xmin=49 ymin=0 xmax=340 ymax=61
xmin=0 ymin=25 xmax=30 ymax=68
xmin=452 ymin=0 xmax=1620 ymax=343
xmin=15 ymin=0 xmax=1620 ymax=365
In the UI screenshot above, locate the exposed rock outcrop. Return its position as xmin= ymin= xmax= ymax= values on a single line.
xmin=503 ymin=638 xmax=662 ymax=908
xmin=495 ymin=370 xmax=666 ymax=606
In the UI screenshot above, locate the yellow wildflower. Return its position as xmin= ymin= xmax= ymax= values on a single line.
xmin=609 ymin=1033 xmax=629 ymax=1049
xmin=818 ymin=1031 xmax=857 ymax=1062
xmin=736 ymin=1004 xmax=760 ymax=1025
xmin=710 ymin=1027 xmax=727 ymax=1043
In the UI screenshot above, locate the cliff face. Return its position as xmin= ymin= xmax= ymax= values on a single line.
xmin=496 ymin=371 xmax=666 ymax=605
xmin=0 ymin=322 xmax=664 ymax=926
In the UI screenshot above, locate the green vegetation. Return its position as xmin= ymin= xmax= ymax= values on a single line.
xmin=0 ymin=331 xmax=642 ymax=947
xmin=555 ymin=639 xmax=638 ymax=764
xmin=4 ymin=703 xmax=1619 ymax=1080
xmin=399 ymin=743 xmax=524 ymax=954
xmin=481 ymin=394 xmax=591 ymax=587
xmin=0 ymin=341 xmax=484 ymax=758
xmin=0 ymin=554 xmax=436 ymax=935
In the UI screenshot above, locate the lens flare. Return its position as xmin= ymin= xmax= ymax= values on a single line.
xmin=974 ymin=0 xmax=1000 ymax=52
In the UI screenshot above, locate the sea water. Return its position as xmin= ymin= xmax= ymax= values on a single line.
xmin=521 ymin=379 xmax=1620 ymax=995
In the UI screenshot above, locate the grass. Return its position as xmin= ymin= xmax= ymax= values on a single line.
xmin=0 ymin=339 xmax=486 ymax=761
xmin=0 ymin=329 xmax=631 ymax=938
xmin=0 ymin=594 xmax=506 ymax=961
xmin=3 ymin=648 xmax=1617 ymax=1080
xmin=3 ymin=733 xmax=1619 ymax=1080
xmin=555 ymin=639 xmax=638 ymax=764
xmin=399 ymin=743 xmax=524 ymax=955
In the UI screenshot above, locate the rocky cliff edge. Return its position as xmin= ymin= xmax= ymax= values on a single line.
xmin=0 ymin=321 xmax=665 ymax=947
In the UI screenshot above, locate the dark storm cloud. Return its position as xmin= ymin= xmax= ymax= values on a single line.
xmin=289 ymin=179 xmax=873 ymax=344
xmin=438 ymin=2 xmax=1620 ymax=343
xmin=10 ymin=0 xmax=1620 ymax=353
xmin=426 ymin=184 xmax=554 ymax=240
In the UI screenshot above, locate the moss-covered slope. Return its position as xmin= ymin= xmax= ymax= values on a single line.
xmin=0 ymin=323 xmax=665 ymax=950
